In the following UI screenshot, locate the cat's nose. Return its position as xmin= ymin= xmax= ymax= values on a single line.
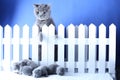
xmin=43 ymin=12 xmax=46 ymax=14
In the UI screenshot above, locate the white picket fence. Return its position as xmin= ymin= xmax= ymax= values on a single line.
xmin=0 ymin=24 xmax=116 ymax=76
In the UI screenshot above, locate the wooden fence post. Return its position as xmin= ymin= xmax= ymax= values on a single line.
xmin=22 ymin=24 xmax=29 ymax=59
xmin=88 ymin=24 xmax=96 ymax=73
xmin=4 ymin=25 xmax=12 ymax=71
xmin=13 ymin=24 xmax=20 ymax=62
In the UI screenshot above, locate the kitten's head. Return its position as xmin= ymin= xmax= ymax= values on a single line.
xmin=33 ymin=4 xmax=51 ymax=20
xmin=33 ymin=69 xmax=42 ymax=78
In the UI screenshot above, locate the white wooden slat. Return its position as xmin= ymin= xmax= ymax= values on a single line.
xmin=22 ymin=24 xmax=29 ymax=59
xmin=41 ymin=25 xmax=48 ymax=66
xmin=67 ymin=24 xmax=75 ymax=75
xmin=108 ymin=24 xmax=116 ymax=74
xmin=3 ymin=25 xmax=12 ymax=71
xmin=32 ymin=24 xmax=39 ymax=64
xmin=57 ymin=24 xmax=65 ymax=67
xmin=98 ymin=24 xmax=106 ymax=73
xmin=77 ymin=24 xmax=86 ymax=73
xmin=13 ymin=25 xmax=20 ymax=62
xmin=88 ymin=24 xmax=96 ymax=73
xmin=0 ymin=25 xmax=3 ymax=71
xmin=47 ymin=24 xmax=55 ymax=65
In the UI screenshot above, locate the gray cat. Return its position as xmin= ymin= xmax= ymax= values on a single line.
xmin=33 ymin=4 xmax=58 ymax=61
xmin=21 ymin=66 xmax=33 ymax=76
xmin=12 ymin=59 xmax=38 ymax=75
xmin=32 ymin=64 xmax=65 ymax=78
xmin=32 ymin=65 xmax=49 ymax=78
xmin=33 ymin=4 xmax=56 ymax=41
xmin=47 ymin=64 xmax=65 ymax=76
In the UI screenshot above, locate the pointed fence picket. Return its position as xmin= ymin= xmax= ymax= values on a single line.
xmin=109 ymin=24 xmax=116 ymax=74
xmin=3 ymin=25 xmax=12 ymax=71
xmin=31 ymin=24 xmax=39 ymax=64
xmin=47 ymin=24 xmax=56 ymax=65
xmin=87 ymin=24 xmax=96 ymax=73
xmin=57 ymin=24 xmax=65 ymax=67
xmin=13 ymin=25 xmax=20 ymax=62
xmin=40 ymin=25 xmax=48 ymax=65
xmin=98 ymin=24 xmax=106 ymax=73
xmin=77 ymin=24 xmax=86 ymax=73
xmin=67 ymin=24 xmax=76 ymax=75
xmin=0 ymin=24 xmax=116 ymax=77
xmin=22 ymin=25 xmax=29 ymax=59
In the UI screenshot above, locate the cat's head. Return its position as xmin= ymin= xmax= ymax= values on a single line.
xmin=33 ymin=4 xmax=51 ymax=20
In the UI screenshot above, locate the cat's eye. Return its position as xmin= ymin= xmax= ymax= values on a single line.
xmin=45 ymin=4 xmax=47 ymax=7
xmin=36 ymin=11 xmax=39 ymax=14
xmin=34 ymin=4 xmax=39 ymax=7
xmin=43 ymin=12 xmax=46 ymax=14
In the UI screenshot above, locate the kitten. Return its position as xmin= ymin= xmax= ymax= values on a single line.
xmin=47 ymin=64 xmax=65 ymax=76
xmin=32 ymin=64 xmax=65 ymax=78
xmin=21 ymin=66 xmax=33 ymax=76
xmin=12 ymin=59 xmax=38 ymax=75
xmin=32 ymin=66 xmax=48 ymax=78
xmin=33 ymin=4 xmax=58 ymax=61
xmin=33 ymin=4 xmax=56 ymax=41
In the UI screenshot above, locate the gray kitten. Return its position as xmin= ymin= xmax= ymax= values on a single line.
xmin=47 ymin=64 xmax=65 ymax=76
xmin=33 ymin=4 xmax=56 ymax=41
xmin=12 ymin=59 xmax=38 ymax=75
xmin=32 ymin=66 xmax=48 ymax=78
xmin=32 ymin=64 xmax=65 ymax=78
xmin=33 ymin=4 xmax=58 ymax=61
xmin=21 ymin=66 xmax=33 ymax=76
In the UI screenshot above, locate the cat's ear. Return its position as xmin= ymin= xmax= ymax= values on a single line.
xmin=33 ymin=4 xmax=39 ymax=8
xmin=47 ymin=4 xmax=51 ymax=9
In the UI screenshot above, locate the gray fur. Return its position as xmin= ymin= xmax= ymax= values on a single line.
xmin=32 ymin=64 xmax=65 ymax=78
xmin=12 ymin=59 xmax=65 ymax=77
xmin=47 ymin=64 xmax=65 ymax=76
xmin=32 ymin=66 xmax=48 ymax=78
xmin=19 ymin=59 xmax=38 ymax=69
xmin=21 ymin=66 xmax=33 ymax=76
xmin=47 ymin=64 xmax=59 ymax=74
xmin=12 ymin=59 xmax=38 ymax=75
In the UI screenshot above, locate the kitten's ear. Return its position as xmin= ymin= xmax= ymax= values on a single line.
xmin=33 ymin=4 xmax=39 ymax=8
xmin=47 ymin=4 xmax=51 ymax=9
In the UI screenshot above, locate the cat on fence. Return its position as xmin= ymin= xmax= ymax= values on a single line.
xmin=33 ymin=4 xmax=56 ymax=41
xmin=33 ymin=4 xmax=58 ymax=61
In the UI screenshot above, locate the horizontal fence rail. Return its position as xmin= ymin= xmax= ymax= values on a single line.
xmin=0 ymin=24 xmax=116 ymax=75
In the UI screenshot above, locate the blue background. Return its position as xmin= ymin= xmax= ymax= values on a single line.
xmin=0 ymin=0 xmax=120 ymax=65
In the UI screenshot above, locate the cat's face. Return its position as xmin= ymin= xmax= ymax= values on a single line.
xmin=33 ymin=69 xmax=42 ymax=78
xmin=34 ymin=4 xmax=51 ymax=20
